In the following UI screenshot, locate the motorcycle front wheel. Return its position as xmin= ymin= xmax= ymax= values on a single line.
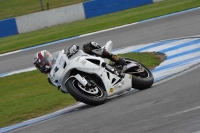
xmin=65 ymin=77 xmax=107 ymax=106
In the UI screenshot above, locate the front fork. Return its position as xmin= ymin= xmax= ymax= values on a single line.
xmin=74 ymin=74 xmax=88 ymax=86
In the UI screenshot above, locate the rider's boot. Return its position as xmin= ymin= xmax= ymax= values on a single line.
xmin=101 ymin=50 xmax=126 ymax=65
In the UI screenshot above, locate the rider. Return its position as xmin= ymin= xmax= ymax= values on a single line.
xmin=33 ymin=42 xmax=126 ymax=93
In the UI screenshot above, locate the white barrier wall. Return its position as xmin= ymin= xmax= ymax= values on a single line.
xmin=16 ymin=3 xmax=85 ymax=33
xmin=153 ymin=0 xmax=164 ymax=2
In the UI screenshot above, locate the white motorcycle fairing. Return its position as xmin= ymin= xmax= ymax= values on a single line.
xmin=49 ymin=49 xmax=132 ymax=97
xmin=48 ymin=41 xmax=154 ymax=105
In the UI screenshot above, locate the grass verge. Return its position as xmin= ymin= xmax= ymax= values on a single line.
xmin=0 ymin=52 xmax=163 ymax=128
xmin=0 ymin=0 xmax=199 ymax=54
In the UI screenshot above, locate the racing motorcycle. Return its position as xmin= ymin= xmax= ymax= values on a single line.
xmin=50 ymin=41 xmax=154 ymax=105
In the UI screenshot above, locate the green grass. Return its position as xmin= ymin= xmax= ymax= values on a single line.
xmin=0 ymin=0 xmax=199 ymax=54
xmin=0 ymin=52 xmax=162 ymax=128
xmin=0 ymin=70 xmax=76 ymax=128
xmin=0 ymin=0 xmax=88 ymax=20
xmin=118 ymin=52 xmax=165 ymax=70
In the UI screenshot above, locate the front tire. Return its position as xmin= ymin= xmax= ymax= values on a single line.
xmin=65 ymin=77 xmax=107 ymax=106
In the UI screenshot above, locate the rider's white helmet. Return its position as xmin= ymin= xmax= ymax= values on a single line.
xmin=33 ymin=50 xmax=53 ymax=74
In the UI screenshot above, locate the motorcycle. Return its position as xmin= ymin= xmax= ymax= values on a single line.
xmin=49 ymin=41 xmax=154 ymax=105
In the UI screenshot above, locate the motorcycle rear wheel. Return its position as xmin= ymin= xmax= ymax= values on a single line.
xmin=125 ymin=58 xmax=154 ymax=90
xmin=65 ymin=77 xmax=107 ymax=106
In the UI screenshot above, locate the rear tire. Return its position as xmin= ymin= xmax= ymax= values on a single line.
xmin=65 ymin=77 xmax=107 ymax=106
xmin=125 ymin=58 xmax=154 ymax=90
